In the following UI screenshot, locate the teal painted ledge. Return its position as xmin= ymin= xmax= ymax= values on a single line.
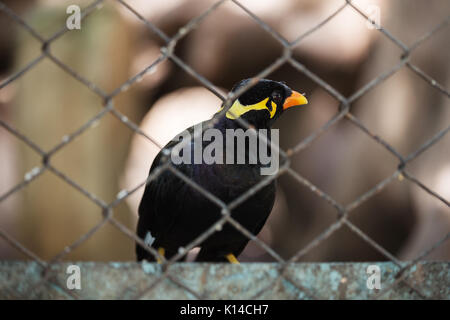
xmin=0 ymin=261 xmax=448 ymax=299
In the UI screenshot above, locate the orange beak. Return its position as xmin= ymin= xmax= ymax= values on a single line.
xmin=283 ymin=90 xmax=308 ymax=110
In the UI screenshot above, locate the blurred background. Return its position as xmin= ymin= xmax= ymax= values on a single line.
xmin=0 ymin=0 xmax=449 ymax=262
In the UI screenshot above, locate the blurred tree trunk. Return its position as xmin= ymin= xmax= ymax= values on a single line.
xmin=14 ymin=4 xmax=137 ymax=260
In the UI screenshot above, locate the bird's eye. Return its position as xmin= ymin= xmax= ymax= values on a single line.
xmin=271 ymin=90 xmax=282 ymax=104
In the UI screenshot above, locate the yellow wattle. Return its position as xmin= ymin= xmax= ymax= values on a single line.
xmin=217 ymin=98 xmax=277 ymax=120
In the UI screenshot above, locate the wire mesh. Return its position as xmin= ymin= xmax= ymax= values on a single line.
xmin=0 ymin=0 xmax=449 ymax=300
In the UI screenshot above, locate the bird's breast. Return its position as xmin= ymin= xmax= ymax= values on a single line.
xmin=190 ymin=162 xmax=273 ymax=202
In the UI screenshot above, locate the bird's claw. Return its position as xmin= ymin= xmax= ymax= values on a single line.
xmin=157 ymin=247 xmax=165 ymax=264
xmin=226 ymin=253 xmax=240 ymax=264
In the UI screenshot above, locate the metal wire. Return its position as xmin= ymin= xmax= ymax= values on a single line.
xmin=0 ymin=0 xmax=448 ymax=300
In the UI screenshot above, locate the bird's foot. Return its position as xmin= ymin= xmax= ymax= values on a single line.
xmin=157 ymin=247 xmax=165 ymax=264
xmin=226 ymin=253 xmax=240 ymax=264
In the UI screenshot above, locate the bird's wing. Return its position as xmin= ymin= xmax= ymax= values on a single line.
xmin=137 ymin=125 xmax=197 ymax=241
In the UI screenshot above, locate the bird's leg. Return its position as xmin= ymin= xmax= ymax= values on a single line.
xmin=157 ymin=247 xmax=165 ymax=264
xmin=225 ymin=253 xmax=240 ymax=264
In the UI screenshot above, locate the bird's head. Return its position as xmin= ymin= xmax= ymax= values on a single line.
xmin=218 ymin=78 xmax=308 ymax=128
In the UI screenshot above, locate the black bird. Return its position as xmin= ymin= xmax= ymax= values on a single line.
xmin=136 ymin=79 xmax=308 ymax=263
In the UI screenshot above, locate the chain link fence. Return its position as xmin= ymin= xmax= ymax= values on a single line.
xmin=0 ymin=0 xmax=449 ymax=299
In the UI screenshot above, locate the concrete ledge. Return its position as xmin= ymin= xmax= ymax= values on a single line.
xmin=0 ymin=261 xmax=448 ymax=299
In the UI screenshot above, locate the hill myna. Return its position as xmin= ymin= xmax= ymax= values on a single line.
xmin=136 ymin=79 xmax=308 ymax=263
